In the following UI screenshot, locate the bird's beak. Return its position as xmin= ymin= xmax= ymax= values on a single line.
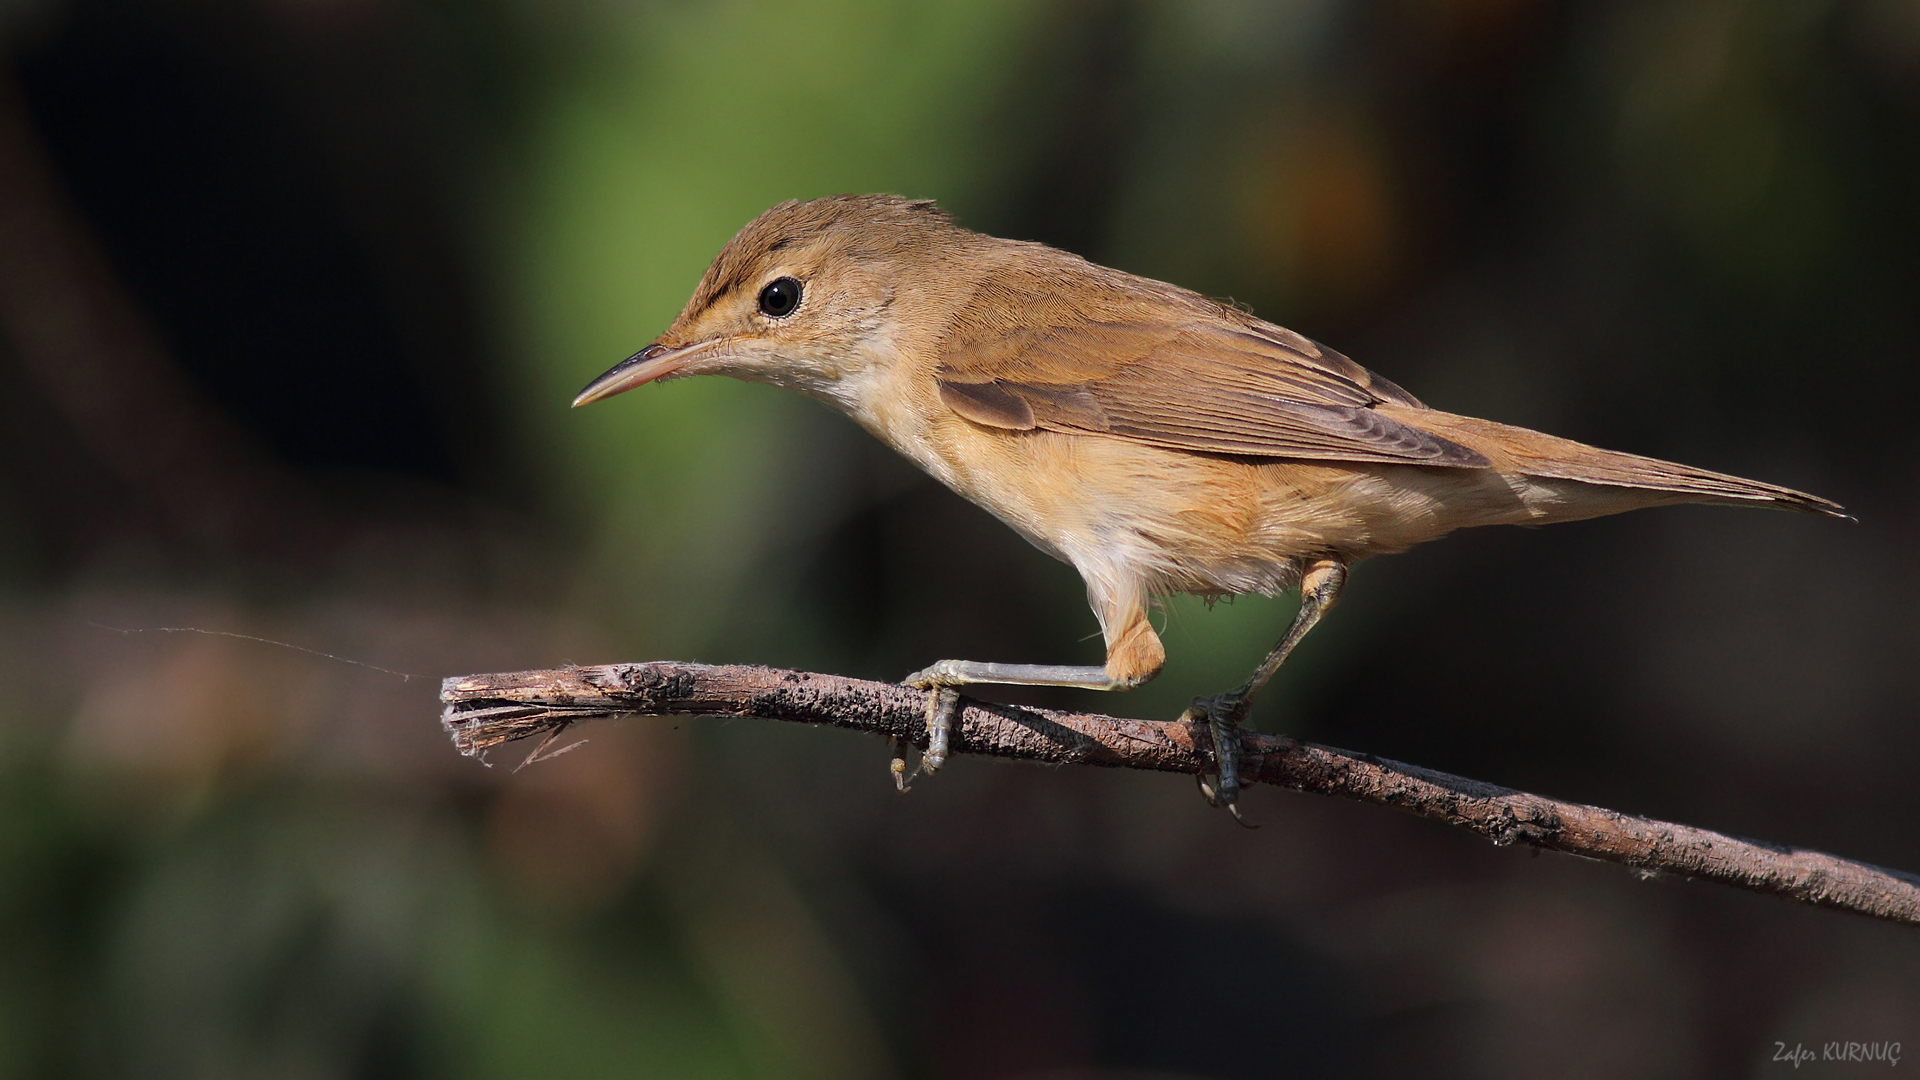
xmin=572 ymin=341 xmax=713 ymax=407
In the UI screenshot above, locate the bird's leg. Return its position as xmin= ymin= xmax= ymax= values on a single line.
xmin=897 ymin=587 xmax=1166 ymax=788
xmin=900 ymin=662 xmax=1127 ymax=787
xmin=1185 ymin=557 xmax=1347 ymax=815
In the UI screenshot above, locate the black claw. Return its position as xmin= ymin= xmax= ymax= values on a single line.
xmin=1186 ymin=694 xmax=1251 ymax=818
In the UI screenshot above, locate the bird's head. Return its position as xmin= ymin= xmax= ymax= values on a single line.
xmin=572 ymin=194 xmax=961 ymax=411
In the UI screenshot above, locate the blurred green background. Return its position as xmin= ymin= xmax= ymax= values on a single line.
xmin=3 ymin=0 xmax=1918 ymax=1076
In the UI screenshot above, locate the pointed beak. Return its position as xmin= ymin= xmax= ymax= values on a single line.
xmin=571 ymin=341 xmax=710 ymax=407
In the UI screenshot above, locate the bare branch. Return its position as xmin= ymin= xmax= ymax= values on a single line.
xmin=442 ymin=661 xmax=1920 ymax=928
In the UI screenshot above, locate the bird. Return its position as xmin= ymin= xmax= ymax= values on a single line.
xmin=573 ymin=193 xmax=1846 ymax=815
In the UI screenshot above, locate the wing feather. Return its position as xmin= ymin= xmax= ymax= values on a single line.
xmin=936 ymin=310 xmax=1488 ymax=468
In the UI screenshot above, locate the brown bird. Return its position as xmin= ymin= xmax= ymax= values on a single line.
xmin=574 ymin=194 xmax=1846 ymax=814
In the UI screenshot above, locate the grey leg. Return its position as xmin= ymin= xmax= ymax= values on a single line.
xmin=1183 ymin=558 xmax=1348 ymax=816
xmin=904 ymin=660 xmax=1129 ymax=691
xmin=899 ymin=661 xmax=1130 ymax=787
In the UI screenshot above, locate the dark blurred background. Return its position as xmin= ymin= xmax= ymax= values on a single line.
xmin=3 ymin=0 xmax=1917 ymax=1076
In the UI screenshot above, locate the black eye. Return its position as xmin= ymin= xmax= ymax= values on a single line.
xmin=757 ymin=277 xmax=802 ymax=318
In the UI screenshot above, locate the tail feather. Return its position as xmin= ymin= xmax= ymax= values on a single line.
xmin=1390 ymin=408 xmax=1850 ymax=520
xmin=1519 ymin=444 xmax=1850 ymax=518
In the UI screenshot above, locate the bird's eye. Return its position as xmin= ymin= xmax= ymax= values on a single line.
xmin=757 ymin=277 xmax=802 ymax=318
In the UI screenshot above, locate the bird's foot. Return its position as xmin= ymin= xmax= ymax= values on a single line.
xmin=1179 ymin=692 xmax=1256 ymax=827
xmin=899 ymin=665 xmax=962 ymax=790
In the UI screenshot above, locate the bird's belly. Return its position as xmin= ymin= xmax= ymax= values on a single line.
xmin=908 ymin=425 xmax=1533 ymax=600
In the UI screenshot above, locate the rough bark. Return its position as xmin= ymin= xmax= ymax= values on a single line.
xmin=442 ymin=661 xmax=1920 ymax=928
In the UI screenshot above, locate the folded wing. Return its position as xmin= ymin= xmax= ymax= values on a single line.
xmin=935 ymin=304 xmax=1490 ymax=468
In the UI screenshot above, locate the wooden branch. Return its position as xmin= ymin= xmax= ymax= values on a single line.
xmin=441 ymin=661 xmax=1920 ymax=928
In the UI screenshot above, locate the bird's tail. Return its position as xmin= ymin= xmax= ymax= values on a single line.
xmin=1390 ymin=408 xmax=1850 ymax=520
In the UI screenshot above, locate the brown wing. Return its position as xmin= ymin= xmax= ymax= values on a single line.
xmin=935 ymin=313 xmax=1490 ymax=468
